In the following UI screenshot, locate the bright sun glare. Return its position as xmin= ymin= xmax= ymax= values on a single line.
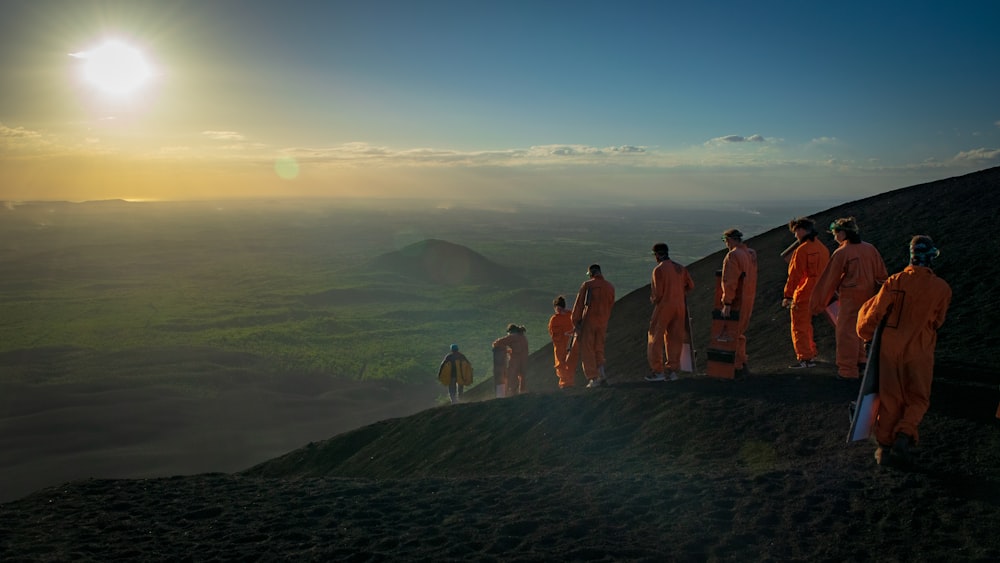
xmin=71 ymin=40 xmax=153 ymax=97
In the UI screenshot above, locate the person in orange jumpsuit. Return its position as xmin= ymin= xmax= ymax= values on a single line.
xmin=644 ymin=242 xmax=694 ymax=382
xmin=571 ymin=264 xmax=616 ymax=388
xmin=810 ymin=217 xmax=888 ymax=380
xmin=782 ymin=217 xmax=831 ymax=369
xmin=857 ymin=235 xmax=951 ymax=466
xmin=548 ymin=295 xmax=577 ymax=389
xmin=720 ymin=229 xmax=757 ymax=378
xmin=493 ymin=324 xmax=528 ymax=396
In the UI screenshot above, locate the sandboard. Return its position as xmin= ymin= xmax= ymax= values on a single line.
xmin=706 ymin=309 xmax=739 ymax=379
xmin=825 ymin=294 xmax=839 ymax=327
xmin=847 ymin=320 xmax=884 ymax=443
xmin=679 ymin=298 xmax=695 ymax=372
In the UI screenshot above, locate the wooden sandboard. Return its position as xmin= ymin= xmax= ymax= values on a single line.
xmin=679 ymin=299 xmax=695 ymax=373
xmin=847 ymin=321 xmax=884 ymax=443
xmin=706 ymin=309 xmax=739 ymax=379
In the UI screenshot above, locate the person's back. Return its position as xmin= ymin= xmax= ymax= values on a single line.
xmin=493 ymin=325 xmax=529 ymax=395
xmin=572 ymin=276 xmax=615 ymax=328
xmin=785 ymin=237 xmax=829 ymax=302
xmin=858 ymin=265 xmax=951 ymax=363
xmin=855 ymin=235 xmax=951 ymax=465
xmin=810 ymin=217 xmax=887 ymax=380
xmin=571 ymin=264 xmax=616 ymax=387
xmin=830 ymin=241 xmax=886 ymax=297
xmin=548 ymin=297 xmax=576 ymax=388
xmin=438 ymin=345 xmax=473 ymax=404
xmin=647 ymin=243 xmax=695 ymax=380
xmin=652 ymin=259 xmax=692 ymax=317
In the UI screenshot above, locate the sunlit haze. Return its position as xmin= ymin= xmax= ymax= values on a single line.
xmin=1 ymin=0 xmax=998 ymax=204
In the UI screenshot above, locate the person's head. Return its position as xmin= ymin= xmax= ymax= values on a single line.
xmin=506 ymin=323 xmax=518 ymax=334
xmin=450 ymin=343 xmax=459 ymax=352
xmin=552 ymin=295 xmax=566 ymax=310
xmin=788 ymin=217 xmax=817 ymax=241
xmin=651 ymin=242 xmax=669 ymax=261
xmin=722 ymin=228 xmax=743 ymax=249
xmin=909 ymin=235 xmax=939 ymax=267
xmin=829 ymin=217 xmax=861 ymax=243
xmin=587 ymin=264 xmax=602 ymax=278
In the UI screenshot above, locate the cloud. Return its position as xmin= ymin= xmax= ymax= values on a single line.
xmin=202 ymin=131 xmax=246 ymax=141
xmin=705 ymin=134 xmax=767 ymax=145
xmin=953 ymin=147 xmax=1000 ymax=162
xmin=0 ymin=123 xmax=42 ymax=139
xmin=275 ymin=143 xmax=650 ymax=168
xmin=0 ymin=123 xmax=49 ymax=153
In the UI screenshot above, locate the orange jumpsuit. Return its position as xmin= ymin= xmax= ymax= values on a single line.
xmin=548 ymin=308 xmax=577 ymax=388
xmin=720 ymin=243 xmax=757 ymax=370
xmin=811 ymin=241 xmax=888 ymax=378
xmin=648 ymin=259 xmax=694 ymax=374
xmin=783 ymin=238 xmax=830 ymax=362
xmin=493 ymin=331 xmax=529 ymax=395
xmin=571 ymin=274 xmax=615 ymax=381
xmin=857 ymin=265 xmax=951 ymax=446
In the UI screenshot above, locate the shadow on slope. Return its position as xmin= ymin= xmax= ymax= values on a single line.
xmin=246 ymin=374 xmax=999 ymax=483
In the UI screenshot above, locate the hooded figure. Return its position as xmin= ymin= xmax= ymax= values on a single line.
xmin=437 ymin=344 xmax=473 ymax=404
xmin=857 ymin=235 xmax=951 ymax=466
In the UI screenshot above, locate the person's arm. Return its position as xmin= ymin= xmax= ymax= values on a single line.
xmin=857 ymin=280 xmax=893 ymax=341
xmin=810 ymin=250 xmax=844 ymax=315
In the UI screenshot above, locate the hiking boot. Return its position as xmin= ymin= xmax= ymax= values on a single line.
xmin=789 ymin=360 xmax=817 ymax=369
xmin=891 ymin=433 xmax=914 ymax=465
xmin=874 ymin=445 xmax=892 ymax=466
xmin=644 ymin=372 xmax=667 ymax=382
xmin=586 ymin=378 xmax=606 ymax=389
xmin=667 ymin=371 xmax=680 ymax=381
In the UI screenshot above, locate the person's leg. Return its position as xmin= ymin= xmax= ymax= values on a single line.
xmin=895 ymin=358 xmax=934 ymax=445
xmin=665 ymin=313 xmax=685 ymax=373
xmin=579 ymin=325 xmax=598 ymax=380
xmin=835 ymin=300 xmax=862 ymax=378
xmin=647 ymin=322 xmax=666 ymax=374
xmin=790 ymin=302 xmax=816 ymax=361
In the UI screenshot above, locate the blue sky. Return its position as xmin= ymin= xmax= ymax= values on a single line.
xmin=1 ymin=0 xmax=998 ymax=203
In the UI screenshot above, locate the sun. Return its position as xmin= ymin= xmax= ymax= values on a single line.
xmin=71 ymin=40 xmax=154 ymax=98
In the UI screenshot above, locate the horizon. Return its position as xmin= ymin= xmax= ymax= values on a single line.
xmin=1 ymin=1 xmax=999 ymax=203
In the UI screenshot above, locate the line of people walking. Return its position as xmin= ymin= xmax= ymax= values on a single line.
xmin=441 ymin=217 xmax=955 ymax=469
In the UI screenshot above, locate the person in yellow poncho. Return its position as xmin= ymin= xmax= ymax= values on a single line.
xmin=438 ymin=344 xmax=473 ymax=404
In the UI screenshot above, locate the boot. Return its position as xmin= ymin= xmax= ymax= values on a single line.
xmin=495 ymin=384 xmax=506 ymax=398
xmin=891 ymin=433 xmax=914 ymax=465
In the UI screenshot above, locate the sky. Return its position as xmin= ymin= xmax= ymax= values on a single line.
xmin=1 ymin=0 xmax=999 ymax=205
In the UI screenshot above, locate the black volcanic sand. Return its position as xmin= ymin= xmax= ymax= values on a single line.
xmin=2 ymin=375 xmax=999 ymax=562
xmin=3 ymin=168 xmax=1000 ymax=561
